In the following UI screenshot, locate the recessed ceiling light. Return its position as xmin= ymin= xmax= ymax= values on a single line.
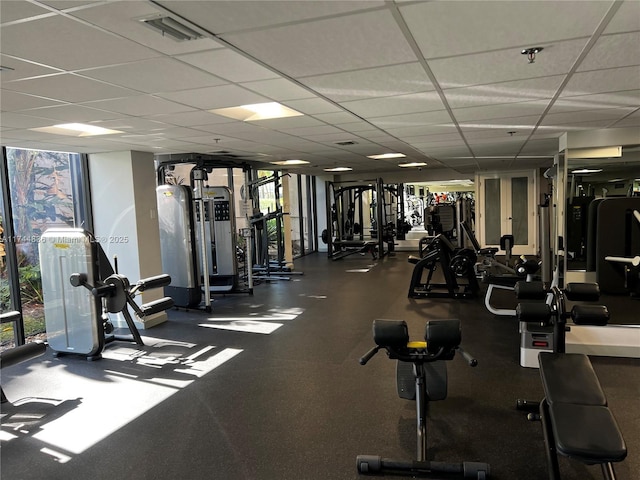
xmin=367 ymin=153 xmax=406 ymax=160
xmin=398 ymin=162 xmax=427 ymax=168
xmin=270 ymin=159 xmax=309 ymax=166
xmin=571 ymin=168 xmax=603 ymax=174
xmin=211 ymin=102 xmax=303 ymax=121
xmin=324 ymin=167 xmax=353 ymax=172
xmin=30 ymin=123 xmax=123 ymax=136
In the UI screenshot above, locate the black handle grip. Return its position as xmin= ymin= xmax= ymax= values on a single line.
xmin=92 ymin=284 xmax=116 ymax=297
xmin=457 ymin=346 xmax=478 ymax=367
xmin=359 ymin=346 xmax=380 ymax=365
xmin=136 ymin=274 xmax=172 ymax=291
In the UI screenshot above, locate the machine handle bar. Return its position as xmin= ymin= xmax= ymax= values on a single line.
xmin=359 ymin=346 xmax=380 ymax=365
xmin=457 ymin=346 xmax=478 ymax=367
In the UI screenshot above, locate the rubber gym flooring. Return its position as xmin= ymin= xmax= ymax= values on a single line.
xmin=1 ymin=252 xmax=639 ymax=480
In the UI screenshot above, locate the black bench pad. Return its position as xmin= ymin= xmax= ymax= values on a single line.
xmin=539 ymin=353 xmax=607 ymax=406
xmin=483 ymin=274 xmax=521 ymax=287
xmin=549 ymin=402 xmax=627 ymax=463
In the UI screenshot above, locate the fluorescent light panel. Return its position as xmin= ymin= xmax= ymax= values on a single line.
xmin=30 ymin=123 xmax=123 ymax=136
xmin=571 ymin=168 xmax=603 ymax=174
xmin=324 ymin=167 xmax=352 ymax=172
xmin=399 ymin=162 xmax=427 ymax=168
xmin=270 ymin=159 xmax=309 ymax=166
xmin=211 ymin=102 xmax=303 ymax=121
xmin=367 ymin=153 xmax=406 ymax=160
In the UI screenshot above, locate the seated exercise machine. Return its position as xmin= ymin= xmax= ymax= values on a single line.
xmin=515 ymin=283 xmax=627 ymax=479
xmin=604 ymin=209 xmax=640 ymax=297
xmin=484 ymin=256 xmax=541 ymax=317
xmin=357 ymin=318 xmax=490 ymax=479
xmin=408 ymin=235 xmax=478 ymax=298
xmin=0 ymin=311 xmax=47 ymax=404
xmin=39 ymin=228 xmax=174 ymax=360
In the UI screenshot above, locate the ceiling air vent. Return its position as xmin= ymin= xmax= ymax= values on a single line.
xmin=335 ymin=140 xmax=358 ymax=146
xmin=140 ymin=14 xmax=204 ymax=42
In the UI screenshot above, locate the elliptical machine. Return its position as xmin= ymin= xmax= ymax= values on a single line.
xmin=357 ymin=318 xmax=490 ymax=479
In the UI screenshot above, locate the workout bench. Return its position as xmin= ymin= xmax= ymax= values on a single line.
xmin=535 ymin=353 xmax=627 ymax=480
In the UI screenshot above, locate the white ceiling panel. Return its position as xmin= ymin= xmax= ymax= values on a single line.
xmin=148 ymin=111 xmax=235 ymax=128
xmin=399 ymin=1 xmax=612 ymax=59
xmin=224 ymin=10 xmax=417 ymax=77
xmin=603 ymin=0 xmax=640 ymax=34
xmin=444 ymin=76 xmax=565 ymax=109
xmin=452 ymin=101 xmax=549 ymax=122
xmin=3 ymin=73 xmax=136 ymax=103
xmin=176 ymin=49 xmax=279 ymax=83
xmin=83 ymin=95 xmax=196 ymax=116
xmin=157 ymin=84 xmax=268 ymax=110
xmin=0 ymin=1 xmax=53 ymax=23
xmin=299 ymin=63 xmax=435 ymax=103
xmin=549 ymin=90 xmax=640 ymax=112
xmin=0 ymin=89 xmax=65 ymax=111
xmin=282 ymin=98 xmax=341 ymax=115
xmin=341 ymin=91 xmax=445 ymax=118
xmin=69 ymin=1 xmax=223 ymax=56
xmin=562 ymin=65 xmax=640 ymax=97
xmin=20 ymin=104 xmax=124 ymax=123
xmin=240 ymin=78 xmax=315 ymax=101
xmin=0 ymin=15 xmax=159 ymax=71
xmin=578 ymin=32 xmax=640 ymax=72
xmin=429 ymin=38 xmax=588 ymax=88
xmin=0 ymin=111 xmax=64 ymax=129
xmin=80 ymin=57 xmax=226 ymax=94
xmin=159 ymin=0 xmax=385 ymax=35
xmin=611 ymin=109 xmax=640 ymax=127
xmin=541 ymin=107 xmax=636 ymax=126
xmin=386 ymin=125 xmax=460 ymax=138
xmin=0 ymin=55 xmax=62 ymax=82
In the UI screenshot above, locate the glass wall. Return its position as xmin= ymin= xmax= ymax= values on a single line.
xmin=1 ymin=147 xmax=83 ymax=349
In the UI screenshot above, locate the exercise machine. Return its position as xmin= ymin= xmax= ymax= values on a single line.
xmin=39 ymin=228 xmax=174 ymax=360
xmin=0 ymin=311 xmax=47 ymax=404
xmin=356 ymin=318 xmax=490 ymax=479
xmin=408 ymin=235 xmax=479 ymax=299
xmin=514 ymin=284 xmax=626 ymax=479
xmin=604 ymin=208 xmax=640 ymax=296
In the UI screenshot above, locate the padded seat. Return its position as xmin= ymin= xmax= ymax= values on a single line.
xmin=539 ymin=353 xmax=607 ymax=406
xmin=408 ymin=255 xmax=421 ymax=264
xmin=549 ymin=403 xmax=627 ymax=464
xmin=483 ymin=274 xmax=521 ymax=287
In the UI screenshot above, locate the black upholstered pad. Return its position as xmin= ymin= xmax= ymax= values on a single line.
xmin=538 ymin=353 xmax=607 ymax=406
xmin=549 ymin=403 xmax=627 ymax=463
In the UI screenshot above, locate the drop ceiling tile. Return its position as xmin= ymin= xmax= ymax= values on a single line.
xmin=160 ymin=0 xmax=385 ymax=35
xmin=241 ymin=78 xmax=315 ymax=101
xmin=157 ymin=84 xmax=267 ymax=110
xmin=561 ymin=65 xmax=640 ymax=97
xmin=225 ymin=10 xmax=417 ymax=77
xmin=20 ymin=104 xmax=124 ymax=123
xmin=399 ymin=1 xmax=611 ymax=58
xmin=312 ymin=111 xmax=363 ymax=125
xmin=0 ymin=55 xmax=63 ymax=82
xmin=2 ymin=73 xmax=136 ymax=103
xmin=1 ymin=16 xmax=159 ymax=71
xmin=283 ymin=98 xmax=341 ymax=115
xmin=603 ymin=0 xmax=640 ymax=34
xmin=459 ymin=115 xmax=540 ymax=132
xmin=83 ymin=95 xmax=196 ymax=116
xmin=578 ymin=32 xmax=640 ymax=72
xmin=444 ymin=76 xmax=565 ymax=109
xmin=254 ymin=115 xmax=326 ymax=130
xmin=0 ymin=111 xmax=75 ymax=128
xmin=69 ymin=2 xmax=223 ymax=56
xmin=90 ymin=117 xmax=173 ymax=133
xmin=0 ymin=90 xmax=66 ymax=111
xmin=278 ymin=124 xmax=344 ymax=137
xmin=150 ymin=111 xmax=236 ymax=127
xmin=430 ymin=39 xmax=587 ymax=88
xmin=0 ymin=1 xmax=53 ymax=23
xmin=386 ymin=125 xmax=460 ymax=138
xmin=336 ymin=121 xmax=379 ymax=132
xmin=452 ymin=101 xmax=549 ymax=122
xmin=177 ymin=48 xmax=279 ymax=83
xmin=550 ymin=90 xmax=640 ymax=112
xmin=369 ymin=110 xmax=453 ymax=129
xmin=611 ymin=109 xmax=640 ymax=127
xmin=80 ymin=58 xmax=226 ymax=94
xmin=300 ymin=63 xmax=434 ymax=103
xmin=341 ymin=91 xmax=445 ymax=118
xmin=541 ymin=107 xmax=636 ymax=126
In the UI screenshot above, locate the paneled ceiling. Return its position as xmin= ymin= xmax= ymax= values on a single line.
xmin=1 ymin=0 xmax=639 ymax=178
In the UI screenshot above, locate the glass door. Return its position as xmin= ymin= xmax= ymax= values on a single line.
xmin=478 ymin=170 xmax=538 ymax=255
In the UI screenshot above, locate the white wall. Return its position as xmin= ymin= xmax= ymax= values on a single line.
xmin=88 ymin=150 xmax=166 ymax=328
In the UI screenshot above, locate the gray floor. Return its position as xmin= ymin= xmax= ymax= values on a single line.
xmin=1 ymin=252 xmax=639 ymax=480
